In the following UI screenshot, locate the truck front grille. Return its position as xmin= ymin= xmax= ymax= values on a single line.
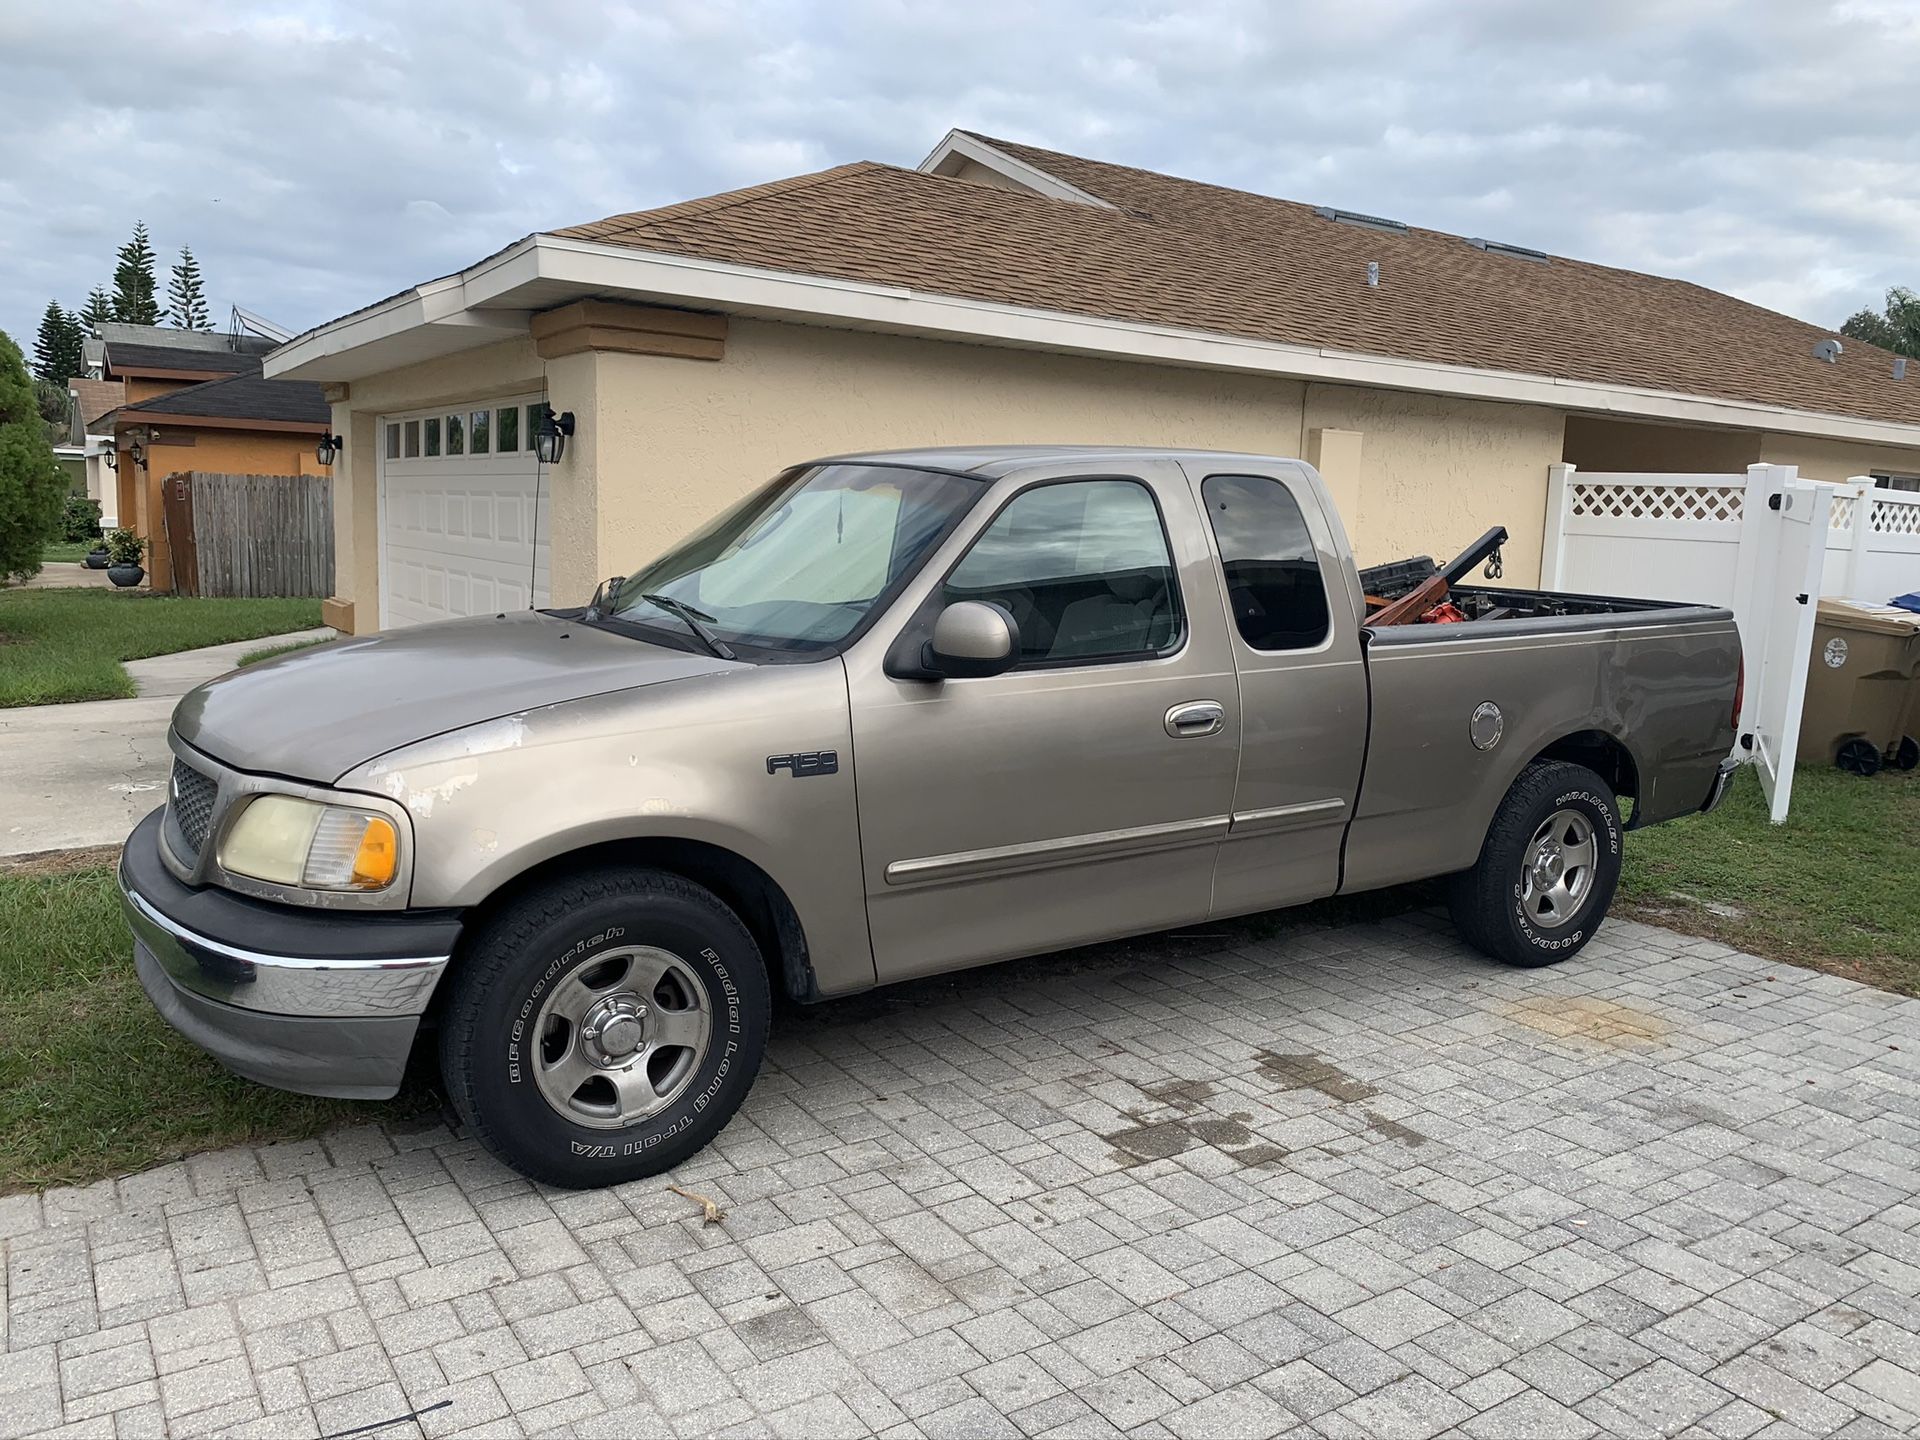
xmin=167 ymin=760 xmax=219 ymax=860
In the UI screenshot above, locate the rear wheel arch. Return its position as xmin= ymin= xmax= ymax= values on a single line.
xmin=1532 ymin=729 xmax=1640 ymax=808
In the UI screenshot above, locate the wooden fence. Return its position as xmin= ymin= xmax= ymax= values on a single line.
xmin=163 ymin=472 xmax=334 ymax=598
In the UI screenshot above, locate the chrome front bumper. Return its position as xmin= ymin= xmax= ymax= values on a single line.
xmin=119 ymin=809 xmax=458 ymax=1100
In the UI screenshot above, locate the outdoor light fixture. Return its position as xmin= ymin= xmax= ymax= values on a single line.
xmin=534 ymin=408 xmax=575 ymax=465
xmin=128 ymin=438 xmax=147 ymax=468
xmin=316 ymin=433 xmax=343 ymax=467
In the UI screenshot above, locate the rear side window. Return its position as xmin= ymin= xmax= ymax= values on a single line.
xmin=1202 ymin=474 xmax=1330 ymax=651
xmin=943 ymin=479 xmax=1182 ymax=666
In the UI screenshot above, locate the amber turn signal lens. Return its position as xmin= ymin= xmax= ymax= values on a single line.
xmin=350 ymin=817 xmax=399 ymax=889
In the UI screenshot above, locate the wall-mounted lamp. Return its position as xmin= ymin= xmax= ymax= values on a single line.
xmin=128 ymin=437 xmax=147 ymax=468
xmin=316 ymin=433 xmax=343 ymax=467
xmin=534 ymin=408 xmax=575 ymax=465
xmin=103 ymin=448 xmax=118 ymax=472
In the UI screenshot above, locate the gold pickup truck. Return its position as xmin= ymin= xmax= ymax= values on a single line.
xmin=120 ymin=447 xmax=1742 ymax=1187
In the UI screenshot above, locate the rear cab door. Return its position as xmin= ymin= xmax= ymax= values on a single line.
xmin=1177 ymin=459 xmax=1370 ymax=915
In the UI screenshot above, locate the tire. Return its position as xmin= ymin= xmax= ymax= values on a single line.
xmin=439 ymin=868 xmax=771 ymax=1188
xmin=1447 ymin=760 xmax=1622 ymax=968
xmin=1895 ymin=736 xmax=1920 ymax=773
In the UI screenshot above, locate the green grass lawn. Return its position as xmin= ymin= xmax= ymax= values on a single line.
xmin=40 ymin=540 xmax=95 ymax=564
xmin=1620 ymin=763 xmax=1920 ymax=997
xmin=0 ymin=856 xmax=418 ymax=1194
xmin=0 ymin=588 xmax=322 ymax=707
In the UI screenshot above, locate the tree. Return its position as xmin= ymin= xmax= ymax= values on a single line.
xmin=79 ymin=287 xmax=112 ymax=330
xmin=31 ymin=301 xmax=85 ymax=386
xmin=167 ymin=246 xmax=211 ymax=330
xmin=0 ymin=329 xmax=66 ymax=582
xmin=1840 ymin=286 xmax=1920 ymax=360
xmin=112 ymin=221 xmax=162 ymax=325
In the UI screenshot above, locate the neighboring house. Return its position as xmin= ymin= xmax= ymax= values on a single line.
xmin=264 ymin=129 xmax=1920 ymax=635
xmin=89 ymin=324 xmax=331 ymax=590
xmin=67 ymin=376 xmax=126 ymax=526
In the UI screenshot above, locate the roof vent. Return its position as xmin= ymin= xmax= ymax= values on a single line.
xmin=1896 ymin=357 xmax=1909 ymax=381
xmin=1814 ymin=338 xmax=1843 ymax=364
xmin=1313 ymin=205 xmax=1408 ymax=235
xmin=1466 ymin=236 xmax=1550 ymax=264
xmin=1366 ymin=262 xmax=1380 ymax=288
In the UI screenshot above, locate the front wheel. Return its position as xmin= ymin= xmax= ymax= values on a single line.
xmin=439 ymin=868 xmax=771 ymax=1188
xmin=1448 ymin=761 xmax=1622 ymax=968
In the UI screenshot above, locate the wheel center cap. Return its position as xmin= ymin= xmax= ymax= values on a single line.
xmin=580 ymin=996 xmax=648 ymax=1064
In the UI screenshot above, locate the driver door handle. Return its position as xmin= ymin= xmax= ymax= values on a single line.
xmin=1165 ymin=700 xmax=1225 ymax=739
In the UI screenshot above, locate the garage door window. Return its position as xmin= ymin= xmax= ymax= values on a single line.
xmin=423 ymin=418 xmax=440 ymax=457
xmin=445 ymin=414 xmax=464 ymax=456
xmin=496 ymin=406 xmax=518 ymax=452
xmin=403 ymin=420 xmax=420 ymax=458
xmin=470 ymin=410 xmax=490 ymax=455
xmin=385 ymin=424 xmax=400 ymax=460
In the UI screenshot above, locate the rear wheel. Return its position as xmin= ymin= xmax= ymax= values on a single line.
xmin=439 ymin=868 xmax=771 ymax=1188
xmin=1836 ymin=737 xmax=1882 ymax=777
xmin=1894 ymin=736 xmax=1920 ymax=772
xmin=1449 ymin=761 xmax=1622 ymax=968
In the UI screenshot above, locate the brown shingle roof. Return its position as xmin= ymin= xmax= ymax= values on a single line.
xmin=118 ymin=374 xmax=329 ymax=426
xmin=68 ymin=378 xmax=123 ymax=430
xmin=551 ymin=138 xmax=1919 ymax=429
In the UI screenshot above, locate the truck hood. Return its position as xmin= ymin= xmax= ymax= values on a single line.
xmin=173 ymin=611 xmax=736 ymax=782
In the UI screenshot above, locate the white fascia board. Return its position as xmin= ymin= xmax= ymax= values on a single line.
xmin=514 ymin=234 xmax=1920 ymax=451
xmin=265 ymin=264 xmax=536 ymax=380
xmin=916 ymin=129 xmax=1115 ymax=209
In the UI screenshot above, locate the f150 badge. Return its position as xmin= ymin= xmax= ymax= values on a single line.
xmin=766 ymin=751 xmax=838 ymax=777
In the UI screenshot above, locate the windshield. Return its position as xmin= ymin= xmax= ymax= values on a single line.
xmin=603 ymin=463 xmax=984 ymax=654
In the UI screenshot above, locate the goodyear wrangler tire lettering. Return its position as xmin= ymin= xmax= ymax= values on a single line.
xmin=1449 ymin=760 xmax=1622 ymax=970
xmin=439 ymin=869 xmax=770 ymax=1189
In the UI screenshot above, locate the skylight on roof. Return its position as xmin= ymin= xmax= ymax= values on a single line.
xmin=1312 ymin=205 xmax=1408 ymax=235
xmin=1466 ymin=237 xmax=1550 ymax=264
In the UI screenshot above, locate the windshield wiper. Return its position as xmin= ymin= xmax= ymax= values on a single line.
xmin=636 ymin=593 xmax=736 ymax=660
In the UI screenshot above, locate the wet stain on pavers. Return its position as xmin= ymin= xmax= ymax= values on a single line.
xmin=1255 ymin=1050 xmax=1382 ymax=1102
xmin=1364 ymin=1110 xmax=1429 ymax=1147
xmin=1102 ymin=1119 xmax=1198 ymax=1163
xmin=1138 ymin=1077 xmax=1216 ymax=1112
xmin=1501 ymin=995 xmax=1667 ymax=1047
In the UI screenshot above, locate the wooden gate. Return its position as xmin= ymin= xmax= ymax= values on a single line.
xmin=160 ymin=472 xmax=199 ymax=595
xmin=183 ymin=472 xmax=334 ymax=597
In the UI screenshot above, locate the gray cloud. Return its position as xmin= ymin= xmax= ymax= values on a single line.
xmin=3 ymin=0 xmax=1914 ymax=351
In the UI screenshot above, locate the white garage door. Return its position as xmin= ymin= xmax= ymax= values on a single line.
xmin=378 ymin=395 xmax=552 ymax=627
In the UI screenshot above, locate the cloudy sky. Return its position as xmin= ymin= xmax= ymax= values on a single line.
xmin=3 ymin=0 xmax=1914 ymax=352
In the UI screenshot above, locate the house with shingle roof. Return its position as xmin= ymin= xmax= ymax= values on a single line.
xmin=265 ymin=130 xmax=1920 ymax=634
xmin=89 ymin=323 xmax=332 ymax=590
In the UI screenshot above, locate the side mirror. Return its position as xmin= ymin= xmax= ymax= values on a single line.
xmin=926 ymin=601 xmax=1020 ymax=679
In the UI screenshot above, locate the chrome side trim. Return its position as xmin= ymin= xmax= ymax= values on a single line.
xmin=885 ymin=814 xmax=1230 ymax=887
xmin=1228 ymin=798 xmax=1349 ymax=834
xmin=121 ymin=887 xmax=448 ymax=1018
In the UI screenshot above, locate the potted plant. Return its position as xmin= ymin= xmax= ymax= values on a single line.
xmin=83 ymin=543 xmax=110 ymax=570
xmin=104 ymin=529 xmax=146 ymax=588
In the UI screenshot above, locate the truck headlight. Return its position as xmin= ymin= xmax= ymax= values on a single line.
xmin=220 ymin=795 xmax=400 ymax=891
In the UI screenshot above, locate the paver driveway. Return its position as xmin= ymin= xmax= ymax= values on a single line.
xmin=3 ymin=910 xmax=1918 ymax=1439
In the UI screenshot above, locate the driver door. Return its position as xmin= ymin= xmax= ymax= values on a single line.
xmin=843 ymin=459 xmax=1241 ymax=982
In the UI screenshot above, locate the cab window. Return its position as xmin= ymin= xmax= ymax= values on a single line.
xmin=943 ymin=479 xmax=1183 ymax=666
xmin=1202 ymin=473 xmax=1330 ymax=651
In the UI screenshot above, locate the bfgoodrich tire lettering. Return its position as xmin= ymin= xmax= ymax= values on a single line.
xmin=1448 ymin=760 xmax=1622 ymax=968
xmin=439 ymin=868 xmax=771 ymax=1188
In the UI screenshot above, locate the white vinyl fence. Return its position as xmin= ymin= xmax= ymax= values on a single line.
xmin=1542 ymin=463 xmax=1920 ymax=821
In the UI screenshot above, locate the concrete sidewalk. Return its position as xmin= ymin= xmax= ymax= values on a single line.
xmin=0 ymin=628 xmax=333 ymax=858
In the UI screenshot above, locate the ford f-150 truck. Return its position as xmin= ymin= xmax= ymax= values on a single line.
xmin=120 ymin=447 xmax=1742 ymax=1187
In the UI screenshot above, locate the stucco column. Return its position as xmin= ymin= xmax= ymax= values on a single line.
xmin=1306 ymin=427 xmax=1364 ymax=528
xmin=531 ymin=301 xmax=729 ymax=605
xmin=323 ymin=398 xmax=377 ymax=634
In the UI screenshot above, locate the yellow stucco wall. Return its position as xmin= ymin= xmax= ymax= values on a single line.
xmin=1298 ymin=383 xmax=1567 ymax=585
xmin=327 ymin=318 xmax=1603 ymax=627
xmin=1758 ymin=433 xmax=1920 ymax=483
xmin=1563 ymin=416 xmax=1762 ymax=474
xmin=583 ymin=319 xmax=1311 ymax=598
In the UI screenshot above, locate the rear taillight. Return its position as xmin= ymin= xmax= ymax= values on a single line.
xmin=1731 ymin=653 xmax=1745 ymax=730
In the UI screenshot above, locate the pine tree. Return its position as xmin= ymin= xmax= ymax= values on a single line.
xmin=79 ymin=288 xmax=112 ymax=330
xmin=112 ymin=222 xmax=162 ymax=325
xmin=31 ymin=302 xmax=86 ymax=385
xmin=167 ymin=246 xmax=211 ymax=330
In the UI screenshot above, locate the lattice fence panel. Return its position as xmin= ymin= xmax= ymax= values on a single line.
xmin=1868 ymin=497 xmax=1920 ymax=537
xmin=1568 ymin=482 xmax=1744 ymax=523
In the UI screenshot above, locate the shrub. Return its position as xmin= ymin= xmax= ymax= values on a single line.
xmin=0 ymin=330 xmax=65 ymax=582
xmin=61 ymin=494 xmax=102 ymax=542
xmin=104 ymin=528 xmax=145 ymax=567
